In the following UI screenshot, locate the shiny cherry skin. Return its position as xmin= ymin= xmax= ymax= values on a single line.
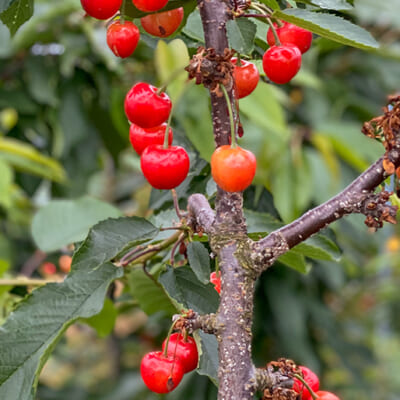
xmin=267 ymin=21 xmax=313 ymax=54
xmin=231 ymin=57 xmax=259 ymax=99
xmin=129 ymin=123 xmax=173 ymax=155
xmin=262 ymin=44 xmax=301 ymax=84
xmin=162 ymin=333 xmax=199 ymax=372
xmin=132 ymin=0 xmax=168 ymax=12
xmin=107 ymin=20 xmax=140 ymax=58
xmin=293 ymin=366 xmax=320 ymax=400
xmin=315 ymin=391 xmax=340 ymax=400
xmin=211 ymin=145 xmax=256 ymax=192
xmin=210 ymin=271 xmax=221 ymax=294
xmin=124 ymin=82 xmax=172 ymax=128
xmin=140 ymin=351 xmax=184 ymax=393
xmin=80 ymin=0 xmax=122 ymax=19
xmin=140 ymin=145 xmax=190 ymax=190
xmin=141 ymin=7 xmax=184 ymax=37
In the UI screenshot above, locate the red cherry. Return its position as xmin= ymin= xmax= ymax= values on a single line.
xmin=162 ymin=333 xmax=198 ymax=372
xmin=80 ymin=0 xmax=122 ymax=20
xmin=211 ymin=145 xmax=256 ymax=192
xmin=267 ymin=21 xmax=313 ymax=54
xmin=210 ymin=271 xmax=221 ymax=294
xmin=141 ymin=7 xmax=184 ymax=37
xmin=140 ymin=145 xmax=190 ymax=190
xmin=293 ymin=366 xmax=320 ymax=400
xmin=129 ymin=123 xmax=173 ymax=155
xmin=124 ymin=82 xmax=172 ymax=128
xmin=132 ymin=0 xmax=168 ymax=12
xmin=315 ymin=391 xmax=340 ymax=400
xmin=262 ymin=44 xmax=301 ymax=84
xmin=106 ymin=20 xmax=140 ymax=58
xmin=231 ymin=58 xmax=259 ymax=99
xmin=140 ymin=351 xmax=184 ymax=393
xmin=40 ymin=262 xmax=57 ymax=276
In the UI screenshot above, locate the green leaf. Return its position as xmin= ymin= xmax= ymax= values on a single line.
xmin=187 ymin=242 xmax=211 ymax=284
xmin=0 ymin=137 xmax=67 ymax=182
xmin=258 ymin=0 xmax=280 ymax=10
xmin=127 ymin=267 xmax=176 ymax=316
xmin=0 ymin=159 xmax=13 ymax=208
xmin=72 ymin=216 xmax=158 ymax=271
xmin=293 ymin=234 xmax=341 ymax=261
xmin=306 ymin=0 xmax=353 ymax=10
xmin=0 ymin=0 xmax=16 ymax=13
xmin=0 ymin=262 xmax=123 ymax=400
xmin=226 ymin=19 xmax=256 ymax=55
xmin=278 ymin=251 xmax=310 ymax=274
xmin=159 ymin=265 xmax=219 ymax=314
xmin=155 ymin=39 xmax=190 ymax=103
xmin=274 ymin=8 xmax=379 ymax=50
xmin=195 ymin=330 xmax=219 ymax=384
xmin=0 ymin=0 xmax=33 ymax=36
xmin=182 ymin=9 xmax=204 ymax=43
xmin=83 ymin=298 xmax=118 ymax=338
xmin=31 ymin=197 xmax=123 ymax=252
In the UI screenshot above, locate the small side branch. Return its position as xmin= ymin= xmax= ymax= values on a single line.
xmin=187 ymin=194 xmax=216 ymax=234
xmin=177 ymin=312 xmax=218 ymax=334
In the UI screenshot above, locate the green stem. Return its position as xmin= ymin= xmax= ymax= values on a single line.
xmin=220 ymin=84 xmax=237 ymax=148
xmin=250 ymin=2 xmax=272 ymax=15
xmin=293 ymin=373 xmax=318 ymax=400
xmin=266 ymin=16 xmax=281 ymax=46
xmin=163 ymin=107 xmax=173 ymax=149
xmin=120 ymin=0 xmax=126 ymax=24
xmin=163 ymin=319 xmax=180 ymax=357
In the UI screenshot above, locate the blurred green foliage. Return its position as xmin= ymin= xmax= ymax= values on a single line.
xmin=0 ymin=0 xmax=400 ymax=399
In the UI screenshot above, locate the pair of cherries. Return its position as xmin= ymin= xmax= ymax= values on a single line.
xmin=263 ymin=21 xmax=313 ymax=84
xmin=141 ymin=332 xmax=198 ymax=393
xmin=125 ymin=82 xmax=190 ymax=190
xmin=80 ymin=0 xmax=184 ymax=59
xmin=294 ymin=366 xmax=340 ymax=400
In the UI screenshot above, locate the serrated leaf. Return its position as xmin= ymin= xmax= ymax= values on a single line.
xmin=0 ymin=262 xmax=123 ymax=400
xmin=182 ymin=8 xmax=204 ymax=43
xmin=72 ymin=216 xmax=158 ymax=271
xmin=307 ymin=0 xmax=353 ymax=10
xmin=83 ymin=298 xmax=118 ymax=338
xmin=274 ymin=8 xmax=379 ymax=50
xmin=187 ymin=242 xmax=211 ymax=284
xmin=127 ymin=267 xmax=176 ymax=316
xmin=159 ymin=265 xmax=219 ymax=314
xmin=226 ymin=18 xmax=256 ymax=55
xmin=195 ymin=330 xmax=219 ymax=384
xmin=0 ymin=137 xmax=66 ymax=182
xmin=0 ymin=0 xmax=33 ymax=36
xmin=31 ymin=197 xmax=122 ymax=252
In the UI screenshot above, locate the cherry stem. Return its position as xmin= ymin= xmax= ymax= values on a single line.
xmin=163 ymin=107 xmax=173 ymax=149
xmin=266 ymin=16 xmax=281 ymax=46
xmin=169 ymin=232 xmax=186 ymax=265
xmin=120 ymin=0 xmax=126 ymax=24
xmin=171 ymin=188 xmax=184 ymax=219
xmin=250 ymin=1 xmax=272 ymax=14
xmin=163 ymin=318 xmax=180 ymax=357
xmin=292 ymin=374 xmax=318 ymax=400
xmin=220 ymin=84 xmax=237 ymax=149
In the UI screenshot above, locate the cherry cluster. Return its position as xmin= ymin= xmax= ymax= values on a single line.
xmin=140 ymin=331 xmax=198 ymax=393
xmin=293 ymin=365 xmax=340 ymax=400
xmin=263 ymin=21 xmax=313 ymax=84
xmin=80 ymin=0 xmax=184 ymax=58
xmin=125 ymin=82 xmax=190 ymax=189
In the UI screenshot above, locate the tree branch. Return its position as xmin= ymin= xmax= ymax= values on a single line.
xmin=252 ymin=150 xmax=400 ymax=269
xmin=187 ymin=193 xmax=215 ymax=234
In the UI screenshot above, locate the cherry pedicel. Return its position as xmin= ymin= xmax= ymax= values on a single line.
xmin=129 ymin=123 xmax=173 ymax=155
xmin=231 ymin=57 xmax=259 ymax=99
xmin=293 ymin=366 xmax=320 ymax=400
xmin=107 ymin=20 xmax=140 ymax=58
xmin=124 ymin=82 xmax=172 ymax=128
xmin=140 ymin=351 xmax=184 ymax=393
xmin=267 ymin=21 xmax=313 ymax=54
xmin=80 ymin=0 xmax=122 ymax=20
xmin=162 ymin=333 xmax=199 ymax=373
xmin=140 ymin=145 xmax=190 ymax=190
xmin=141 ymin=7 xmax=184 ymax=37
xmin=210 ymin=271 xmax=221 ymax=294
xmin=211 ymin=145 xmax=256 ymax=192
xmin=262 ymin=44 xmax=302 ymax=85
xmin=315 ymin=391 xmax=340 ymax=400
xmin=132 ymin=0 xmax=168 ymax=12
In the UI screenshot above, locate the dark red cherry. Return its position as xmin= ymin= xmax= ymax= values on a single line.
xmin=231 ymin=57 xmax=259 ymax=99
